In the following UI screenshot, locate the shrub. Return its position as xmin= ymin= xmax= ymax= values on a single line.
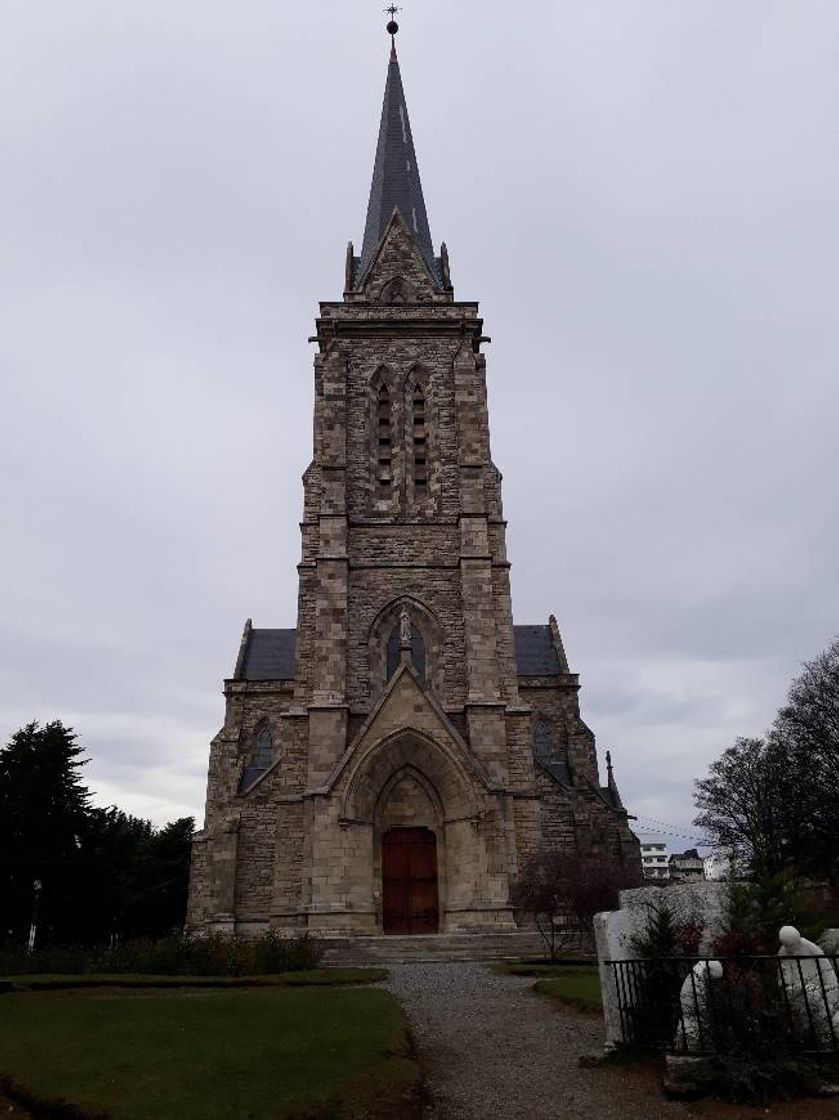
xmin=624 ymin=902 xmax=707 ymax=1047
xmin=708 ymin=962 xmax=825 ymax=1105
xmin=628 ymin=900 xmax=702 ymax=959
xmin=712 ymin=869 xmax=824 ymax=957
xmin=511 ymin=848 xmax=641 ymax=959
xmin=0 ymin=933 xmax=322 ymax=977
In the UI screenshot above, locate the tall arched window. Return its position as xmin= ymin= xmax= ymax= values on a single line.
xmin=239 ymin=726 xmax=274 ymax=792
xmin=386 ymin=623 xmax=426 ymax=683
xmin=254 ymin=726 xmax=273 ymax=769
xmin=532 ymin=720 xmax=551 ymax=762
xmin=412 ymin=383 xmax=428 ymax=496
xmin=376 ymin=384 xmax=393 ymax=494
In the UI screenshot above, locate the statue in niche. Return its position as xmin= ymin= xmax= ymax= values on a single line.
xmin=673 ymin=959 xmax=723 ymax=1053
xmin=399 ymin=606 xmax=412 ymax=649
xmin=778 ymin=925 xmax=839 ymax=1047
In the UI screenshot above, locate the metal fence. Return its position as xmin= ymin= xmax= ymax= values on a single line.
xmin=609 ymin=955 xmax=839 ymax=1055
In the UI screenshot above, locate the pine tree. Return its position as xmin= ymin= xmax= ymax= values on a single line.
xmin=0 ymin=720 xmax=92 ymax=943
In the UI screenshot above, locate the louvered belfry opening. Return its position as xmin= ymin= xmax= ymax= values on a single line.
xmin=377 ymin=383 xmax=393 ymax=492
xmin=412 ymin=384 xmax=427 ymax=495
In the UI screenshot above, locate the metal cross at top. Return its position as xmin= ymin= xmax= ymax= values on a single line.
xmin=385 ymin=5 xmax=401 ymax=44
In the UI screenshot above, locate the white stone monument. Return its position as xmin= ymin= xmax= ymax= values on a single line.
xmin=674 ymin=959 xmax=724 ymax=1052
xmin=778 ymin=925 xmax=839 ymax=1048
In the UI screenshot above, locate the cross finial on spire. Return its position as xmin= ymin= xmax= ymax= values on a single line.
xmin=385 ymin=5 xmax=400 ymax=48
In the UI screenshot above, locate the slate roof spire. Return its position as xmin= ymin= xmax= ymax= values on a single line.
xmin=357 ymin=31 xmax=440 ymax=286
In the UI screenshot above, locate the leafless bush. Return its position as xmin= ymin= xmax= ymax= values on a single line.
xmin=512 ymin=849 xmax=641 ymax=958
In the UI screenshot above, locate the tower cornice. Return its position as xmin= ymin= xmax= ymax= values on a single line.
xmin=311 ymin=305 xmax=486 ymax=351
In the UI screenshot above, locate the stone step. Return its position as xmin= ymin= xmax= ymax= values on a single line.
xmin=319 ymin=931 xmax=551 ymax=965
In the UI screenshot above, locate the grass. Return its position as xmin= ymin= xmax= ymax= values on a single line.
xmin=0 ymin=986 xmax=419 ymax=1120
xmin=492 ymin=959 xmax=596 ymax=978
xmin=3 ymin=967 xmax=387 ymax=991
xmin=532 ymin=967 xmax=603 ymax=1014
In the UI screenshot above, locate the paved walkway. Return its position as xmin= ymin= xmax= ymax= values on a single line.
xmin=382 ymin=962 xmax=829 ymax=1120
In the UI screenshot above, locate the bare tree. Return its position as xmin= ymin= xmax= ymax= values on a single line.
xmin=694 ymin=737 xmax=792 ymax=873
xmin=694 ymin=636 xmax=839 ymax=884
xmin=512 ymin=849 xmax=641 ymax=958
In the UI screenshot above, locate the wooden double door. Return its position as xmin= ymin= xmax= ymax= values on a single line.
xmin=382 ymin=827 xmax=439 ymax=935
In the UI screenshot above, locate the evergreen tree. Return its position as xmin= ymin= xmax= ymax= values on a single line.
xmin=0 ymin=720 xmax=195 ymax=946
xmin=0 ymin=720 xmax=92 ymax=943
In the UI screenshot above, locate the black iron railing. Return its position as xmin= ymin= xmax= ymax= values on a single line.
xmin=609 ymin=955 xmax=839 ymax=1055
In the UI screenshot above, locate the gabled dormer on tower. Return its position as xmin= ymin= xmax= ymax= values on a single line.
xmin=345 ymin=44 xmax=453 ymax=305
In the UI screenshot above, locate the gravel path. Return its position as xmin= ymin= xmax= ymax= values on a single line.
xmin=382 ymin=962 xmax=681 ymax=1120
xmin=382 ymin=962 xmax=831 ymax=1120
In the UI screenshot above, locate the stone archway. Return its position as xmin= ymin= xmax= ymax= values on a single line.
xmin=376 ymin=766 xmax=443 ymax=935
xmin=341 ymin=730 xmax=481 ymax=932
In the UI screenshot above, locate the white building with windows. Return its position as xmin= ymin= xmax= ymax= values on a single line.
xmin=638 ymin=834 xmax=670 ymax=880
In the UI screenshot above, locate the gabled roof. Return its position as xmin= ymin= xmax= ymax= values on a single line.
xmin=236 ymin=625 xmax=566 ymax=681
xmin=238 ymin=628 xmax=296 ymax=681
xmin=357 ymin=46 xmax=440 ymax=287
xmin=514 ymin=626 xmax=563 ymax=675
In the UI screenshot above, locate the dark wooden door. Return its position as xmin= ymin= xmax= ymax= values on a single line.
xmin=382 ymin=828 xmax=439 ymax=934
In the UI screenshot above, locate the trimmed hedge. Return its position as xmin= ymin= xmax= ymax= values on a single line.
xmin=0 ymin=932 xmax=321 ymax=977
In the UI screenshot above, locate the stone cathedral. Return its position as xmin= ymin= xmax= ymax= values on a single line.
xmin=186 ymin=32 xmax=639 ymax=939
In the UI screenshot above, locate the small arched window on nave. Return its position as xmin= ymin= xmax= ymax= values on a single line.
xmin=239 ymin=725 xmax=274 ymax=792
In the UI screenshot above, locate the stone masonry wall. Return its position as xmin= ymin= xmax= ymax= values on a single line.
xmin=187 ymin=219 xmax=640 ymax=934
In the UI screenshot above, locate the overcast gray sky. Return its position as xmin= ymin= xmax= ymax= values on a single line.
xmin=3 ymin=1 xmax=838 ymax=849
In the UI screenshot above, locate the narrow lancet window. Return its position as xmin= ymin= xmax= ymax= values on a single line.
xmin=377 ymin=384 xmax=393 ymax=494
xmin=239 ymin=726 xmax=274 ymax=792
xmin=412 ymin=384 xmax=427 ymax=496
xmin=254 ymin=727 xmax=273 ymax=770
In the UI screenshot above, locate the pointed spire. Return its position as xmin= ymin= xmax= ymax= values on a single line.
xmin=605 ymin=750 xmax=626 ymax=811
xmin=357 ymin=37 xmax=440 ymax=286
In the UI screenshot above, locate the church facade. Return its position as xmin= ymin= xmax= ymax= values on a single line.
xmin=186 ymin=39 xmax=639 ymax=938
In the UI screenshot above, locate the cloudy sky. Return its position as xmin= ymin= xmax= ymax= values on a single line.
xmin=3 ymin=1 xmax=837 ymax=848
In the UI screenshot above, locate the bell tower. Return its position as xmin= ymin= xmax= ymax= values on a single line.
xmin=186 ymin=20 xmax=639 ymax=939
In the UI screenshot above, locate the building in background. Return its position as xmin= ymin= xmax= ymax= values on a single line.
xmin=703 ymin=852 xmax=728 ymax=880
xmin=669 ymin=849 xmax=706 ymax=882
xmin=638 ymin=834 xmax=670 ymax=880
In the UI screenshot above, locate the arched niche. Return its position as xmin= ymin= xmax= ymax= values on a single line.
xmin=368 ymin=596 xmax=443 ymax=698
xmin=379 ymin=275 xmax=416 ymax=304
xmin=376 ymin=765 xmax=441 ymax=833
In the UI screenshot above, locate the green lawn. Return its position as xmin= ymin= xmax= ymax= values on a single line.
xmin=493 ymin=960 xmax=596 ymax=978
xmin=4 ymin=967 xmax=386 ymax=991
xmin=0 ymin=986 xmax=419 ymax=1120
xmin=533 ymin=967 xmax=603 ymax=1013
